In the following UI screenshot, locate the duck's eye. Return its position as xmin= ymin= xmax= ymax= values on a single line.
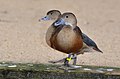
xmin=65 ymin=15 xmax=68 ymax=18
xmin=50 ymin=13 xmax=53 ymax=15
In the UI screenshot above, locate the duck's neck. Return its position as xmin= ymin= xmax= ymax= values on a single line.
xmin=65 ymin=22 xmax=77 ymax=29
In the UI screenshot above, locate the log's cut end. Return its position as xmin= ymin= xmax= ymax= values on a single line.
xmin=0 ymin=62 xmax=120 ymax=79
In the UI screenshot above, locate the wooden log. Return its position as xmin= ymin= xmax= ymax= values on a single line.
xmin=0 ymin=62 xmax=120 ymax=79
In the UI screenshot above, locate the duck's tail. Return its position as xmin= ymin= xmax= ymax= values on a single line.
xmin=93 ymin=47 xmax=103 ymax=53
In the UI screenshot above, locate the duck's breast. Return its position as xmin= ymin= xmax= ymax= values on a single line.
xmin=55 ymin=27 xmax=83 ymax=53
xmin=46 ymin=25 xmax=55 ymax=46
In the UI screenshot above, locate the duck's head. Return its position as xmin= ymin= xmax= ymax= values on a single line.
xmin=41 ymin=10 xmax=61 ymax=21
xmin=54 ymin=12 xmax=77 ymax=28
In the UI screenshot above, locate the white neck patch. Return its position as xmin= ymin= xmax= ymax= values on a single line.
xmin=65 ymin=22 xmax=73 ymax=27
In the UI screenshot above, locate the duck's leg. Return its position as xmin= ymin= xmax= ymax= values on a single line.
xmin=72 ymin=54 xmax=77 ymax=65
xmin=64 ymin=53 xmax=77 ymax=66
xmin=64 ymin=53 xmax=72 ymax=67
xmin=61 ymin=53 xmax=81 ymax=69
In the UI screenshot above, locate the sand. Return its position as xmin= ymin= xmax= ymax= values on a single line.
xmin=0 ymin=0 xmax=120 ymax=67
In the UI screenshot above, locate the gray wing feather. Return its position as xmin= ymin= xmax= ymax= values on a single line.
xmin=82 ymin=33 xmax=103 ymax=53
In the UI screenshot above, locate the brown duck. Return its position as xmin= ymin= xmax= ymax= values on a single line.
xmin=49 ymin=12 xmax=84 ymax=67
xmin=41 ymin=10 xmax=61 ymax=46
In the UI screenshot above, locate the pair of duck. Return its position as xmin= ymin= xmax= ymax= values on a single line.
xmin=40 ymin=10 xmax=103 ymax=68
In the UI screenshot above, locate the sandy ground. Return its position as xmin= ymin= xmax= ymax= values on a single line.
xmin=0 ymin=0 xmax=120 ymax=67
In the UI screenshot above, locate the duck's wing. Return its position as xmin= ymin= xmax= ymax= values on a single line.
xmin=73 ymin=26 xmax=83 ymax=39
xmin=82 ymin=33 xmax=103 ymax=53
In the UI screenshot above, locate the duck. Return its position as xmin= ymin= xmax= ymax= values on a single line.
xmin=50 ymin=12 xmax=84 ymax=67
xmin=41 ymin=10 xmax=61 ymax=46
xmin=40 ymin=10 xmax=103 ymax=67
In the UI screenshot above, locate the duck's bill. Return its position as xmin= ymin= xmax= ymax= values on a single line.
xmin=40 ymin=16 xmax=51 ymax=21
xmin=54 ymin=19 xmax=65 ymax=26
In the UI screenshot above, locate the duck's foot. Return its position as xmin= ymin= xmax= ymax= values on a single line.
xmin=58 ymin=64 xmax=82 ymax=70
xmin=48 ymin=58 xmax=66 ymax=64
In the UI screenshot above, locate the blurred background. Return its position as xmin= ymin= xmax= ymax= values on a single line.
xmin=0 ymin=0 xmax=120 ymax=67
